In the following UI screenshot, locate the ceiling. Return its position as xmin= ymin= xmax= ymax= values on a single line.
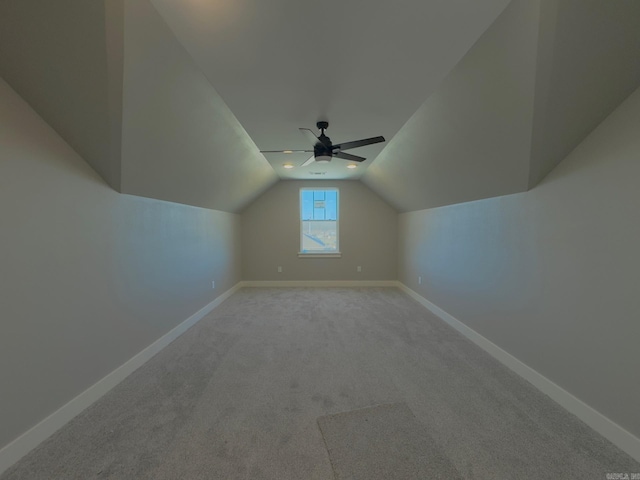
xmin=1 ymin=0 xmax=639 ymax=213
xmin=362 ymin=0 xmax=640 ymax=211
xmin=150 ymin=0 xmax=510 ymax=180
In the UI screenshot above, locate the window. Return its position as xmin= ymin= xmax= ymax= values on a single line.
xmin=299 ymin=188 xmax=340 ymax=256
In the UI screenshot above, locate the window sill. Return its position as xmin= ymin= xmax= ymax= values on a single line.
xmin=298 ymin=252 xmax=342 ymax=258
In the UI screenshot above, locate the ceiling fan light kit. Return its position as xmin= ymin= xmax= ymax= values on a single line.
xmin=261 ymin=121 xmax=386 ymax=168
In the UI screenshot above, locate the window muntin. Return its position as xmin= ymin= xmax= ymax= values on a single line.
xmin=300 ymin=188 xmax=339 ymax=254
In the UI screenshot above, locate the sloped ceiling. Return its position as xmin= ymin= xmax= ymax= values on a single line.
xmin=362 ymin=0 xmax=640 ymax=211
xmin=0 ymin=0 xmax=278 ymax=213
xmin=528 ymin=0 xmax=640 ymax=188
xmin=1 ymin=0 xmax=639 ymax=213
xmin=0 ymin=0 xmax=121 ymax=190
xmin=121 ymin=0 xmax=277 ymax=212
xmin=362 ymin=0 xmax=539 ymax=211
xmin=150 ymin=0 xmax=510 ymax=181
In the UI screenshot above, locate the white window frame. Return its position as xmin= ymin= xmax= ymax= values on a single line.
xmin=298 ymin=187 xmax=341 ymax=258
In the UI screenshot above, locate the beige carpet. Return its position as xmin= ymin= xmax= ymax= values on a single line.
xmin=2 ymin=287 xmax=639 ymax=479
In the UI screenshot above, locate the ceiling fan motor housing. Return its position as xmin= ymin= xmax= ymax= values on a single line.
xmin=314 ymin=142 xmax=332 ymax=161
xmin=314 ymin=121 xmax=333 ymax=161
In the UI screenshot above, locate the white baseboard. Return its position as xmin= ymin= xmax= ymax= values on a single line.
xmin=398 ymin=283 xmax=640 ymax=462
xmin=241 ymin=280 xmax=400 ymax=288
xmin=0 ymin=282 xmax=242 ymax=476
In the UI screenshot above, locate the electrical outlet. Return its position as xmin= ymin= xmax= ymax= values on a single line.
xmin=357 ymin=266 xmax=362 ymax=272
xmin=277 ymin=266 xmax=282 ymax=273
xmin=418 ymin=276 xmax=422 ymax=285
xmin=212 ymin=281 xmax=215 ymax=289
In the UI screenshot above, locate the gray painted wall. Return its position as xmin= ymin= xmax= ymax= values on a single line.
xmin=242 ymin=181 xmax=397 ymax=281
xmin=0 ymin=77 xmax=241 ymax=450
xmin=398 ymin=86 xmax=640 ymax=438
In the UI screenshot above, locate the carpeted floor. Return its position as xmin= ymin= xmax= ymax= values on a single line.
xmin=318 ymin=402 xmax=463 ymax=479
xmin=2 ymin=288 xmax=639 ymax=479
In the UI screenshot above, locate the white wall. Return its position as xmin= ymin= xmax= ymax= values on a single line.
xmin=242 ymin=180 xmax=397 ymax=281
xmin=0 ymin=77 xmax=241 ymax=450
xmin=398 ymin=86 xmax=640 ymax=439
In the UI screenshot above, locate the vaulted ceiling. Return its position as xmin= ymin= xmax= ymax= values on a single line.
xmin=149 ymin=0 xmax=510 ymax=182
xmin=1 ymin=0 xmax=639 ymax=213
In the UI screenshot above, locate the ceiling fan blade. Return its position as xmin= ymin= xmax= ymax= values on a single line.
xmin=334 ymin=136 xmax=385 ymax=151
xmin=299 ymin=128 xmax=323 ymax=146
xmin=260 ymin=149 xmax=313 ymax=153
xmin=300 ymin=155 xmax=316 ymax=167
xmin=334 ymin=151 xmax=366 ymax=162
xmin=298 ymin=128 xmax=331 ymax=149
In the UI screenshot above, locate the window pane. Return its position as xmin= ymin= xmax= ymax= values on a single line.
xmin=301 ymin=220 xmax=337 ymax=252
xmin=302 ymin=190 xmax=314 ymax=220
xmin=300 ymin=189 xmax=339 ymax=253
xmin=325 ymin=191 xmax=337 ymax=220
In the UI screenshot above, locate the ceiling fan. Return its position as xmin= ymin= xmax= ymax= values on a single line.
xmin=260 ymin=121 xmax=386 ymax=167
